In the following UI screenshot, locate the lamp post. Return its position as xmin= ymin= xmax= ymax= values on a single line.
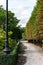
xmin=3 ymin=0 xmax=10 ymax=54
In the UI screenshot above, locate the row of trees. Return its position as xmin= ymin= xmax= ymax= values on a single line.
xmin=36 ymin=0 xmax=43 ymax=39
xmin=24 ymin=0 xmax=43 ymax=41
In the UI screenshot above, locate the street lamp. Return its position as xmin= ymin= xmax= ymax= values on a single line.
xmin=3 ymin=0 xmax=10 ymax=54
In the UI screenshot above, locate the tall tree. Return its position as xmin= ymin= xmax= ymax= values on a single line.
xmin=0 ymin=6 xmax=22 ymax=40
xmin=36 ymin=0 xmax=43 ymax=39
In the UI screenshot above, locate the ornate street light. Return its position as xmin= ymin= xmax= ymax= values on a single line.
xmin=3 ymin=0 xmax=10 ymax=54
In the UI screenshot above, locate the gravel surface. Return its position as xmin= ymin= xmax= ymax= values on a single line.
xmin=16 ymin=40 xmax=43 ymax=65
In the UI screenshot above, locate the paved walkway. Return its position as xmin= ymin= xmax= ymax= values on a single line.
xmin=16 ymin=40 xmax=43 ymax=65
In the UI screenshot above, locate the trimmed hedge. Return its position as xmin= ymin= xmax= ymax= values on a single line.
xmin=0 ymin=42 xmax=20 ymax=65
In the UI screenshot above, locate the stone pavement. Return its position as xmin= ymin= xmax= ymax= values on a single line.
xmin=16 ymin=40 xmax=43 ymax=65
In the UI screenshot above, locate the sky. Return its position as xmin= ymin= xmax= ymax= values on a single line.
xmin=0 ymin=0 xmax=36 ymax=27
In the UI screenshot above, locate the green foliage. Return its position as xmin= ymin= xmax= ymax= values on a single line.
xmin=0 ymin=6 xmax=22 ymax=40
xmin=8 ymin=11 xmax=20 ymax=31
xmin=0 ymin=29 xmax=5 ymax=50
xmin=0 ymin=6 xmax=6 ymax=27
xmin=36 ymin=0 xmax=43 ymax=39
xmin=10 ymin=27 xmax=22 ymax=40
xmin=0 ymin=6 xmax=22 ymax=51
xmin=22 ymin=27 xmax=26 ymax=39
xmin=0 ymin=42 xmax=20 ymax=65
xmin=25 ymin=0 xmax=39 ymax=40
xmin=0 ymin=5 xmax=21 ymax=65
xmin=0 ymin=29 xmax=17 ymax=51
xmin=25 ymin=0 xmax=43 ymax=40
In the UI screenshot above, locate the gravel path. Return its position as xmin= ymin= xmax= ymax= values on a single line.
xmin=16 ymin=40 xmax=43 ymax=65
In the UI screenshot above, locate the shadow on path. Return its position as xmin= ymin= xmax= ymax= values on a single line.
xmin=16 ymin=43 xmax=27 ymax=65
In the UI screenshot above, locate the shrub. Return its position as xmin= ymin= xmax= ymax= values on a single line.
xmin=0 ymin=42 xmax=20 ymax=65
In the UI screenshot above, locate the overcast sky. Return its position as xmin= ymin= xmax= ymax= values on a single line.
xmin=0 ymin=0 xmax=36 ymax=27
